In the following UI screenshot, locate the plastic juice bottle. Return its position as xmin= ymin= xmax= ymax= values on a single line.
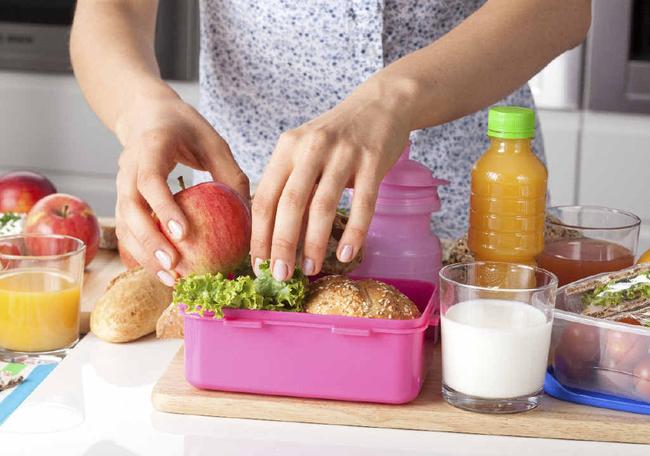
xmin=468 ymin=106 xmax=547 ymax=271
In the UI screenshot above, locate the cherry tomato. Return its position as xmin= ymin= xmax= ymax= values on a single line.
xmin=594 ymin=369 xmax=633 ymax=394
xmin=552 ymin=322 xmax=601 ymax=383
xmin=602 ymin=330 xmax=649 ymax=371
xmin=633 ymin=356 xmax=650 ymax=400
xmin=557 ymin=322 xmax=601 ymax=364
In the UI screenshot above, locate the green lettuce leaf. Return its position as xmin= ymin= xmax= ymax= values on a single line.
xmin=172 ymin=260 xmax=308 ymax=318
xmin=253 ymin=260 xmax=308 ymax=311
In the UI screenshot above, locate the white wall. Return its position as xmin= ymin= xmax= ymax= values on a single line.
xmin=0 ymin=70 xmax=648 ymax=253
xmin=0 ymin=70 xmax=197 ymax=217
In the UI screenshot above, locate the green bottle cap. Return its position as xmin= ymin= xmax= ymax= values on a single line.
xmin=487 ymin=106 xmax=535 ymax=139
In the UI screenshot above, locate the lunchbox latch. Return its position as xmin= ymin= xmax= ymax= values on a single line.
xmin=331 ymin=327 xmax=371 ymax=337
xmin=222 ymin=318 xmax=263 ymax=329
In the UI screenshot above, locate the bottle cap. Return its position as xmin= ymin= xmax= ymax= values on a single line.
xmin=487 ymin=106 xmax=535 ymax=139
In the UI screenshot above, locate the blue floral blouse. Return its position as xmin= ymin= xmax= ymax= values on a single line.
xmin=195 ymin=0 xmax=545 ymax=238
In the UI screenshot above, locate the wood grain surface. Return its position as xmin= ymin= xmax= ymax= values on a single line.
xmin=152 ymin=344 xmax=650 ymax=444
xmin=80 ymin=249 xmax=124 ymax=333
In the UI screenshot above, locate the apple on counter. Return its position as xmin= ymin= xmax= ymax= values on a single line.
xmin=24 ymin=193 xmax=101 ymax=266
xmin=0 ymin=171 xmax=57 ymax=213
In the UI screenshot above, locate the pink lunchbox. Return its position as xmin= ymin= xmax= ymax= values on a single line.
xmin=182 ymin=278 xmax=437 ymax=404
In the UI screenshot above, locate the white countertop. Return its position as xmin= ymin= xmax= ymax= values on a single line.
xmin=1 ymin=334 xmax=648 ymax=456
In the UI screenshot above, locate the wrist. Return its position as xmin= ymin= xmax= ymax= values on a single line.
xmin=114 ymin=79 xmax=180 ymax=145
xmin=357 ymin=73 xmax=423 ymax=130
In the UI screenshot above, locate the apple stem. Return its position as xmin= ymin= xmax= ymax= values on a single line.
xmin=178 ymin=176 xmax=186 ymax=191
xmin=61 ymin=204 xmax=69 ymax=218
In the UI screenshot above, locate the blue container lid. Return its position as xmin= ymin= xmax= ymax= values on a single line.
xmin=544 ymin=369 xmax=650 ymax=415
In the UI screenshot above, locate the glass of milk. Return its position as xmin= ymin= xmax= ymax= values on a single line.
xmin=439 ymin=262 xmax=558 ymax=413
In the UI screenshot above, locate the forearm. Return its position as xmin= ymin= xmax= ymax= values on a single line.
xmin=70 ymin=0 xmax=178 ymax=144
xmin=366 ymin=0 xmax=591 ymax=130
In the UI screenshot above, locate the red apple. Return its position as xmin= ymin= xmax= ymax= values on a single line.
xmin=23 ymin=194 xmax=100 ymax=266
xmin=168 ymin=181 xmax=251 ymax=276
xmin=0 ymin=241 xmax=21 ymax=268
xmin=0 ymin=171 xmax=57 ymax=213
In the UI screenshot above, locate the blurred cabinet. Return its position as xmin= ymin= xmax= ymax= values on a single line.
xmin=537 ymin=109 xmax=581 ymax=207
xmin=538 ymin=108 xmax=650 ymax=254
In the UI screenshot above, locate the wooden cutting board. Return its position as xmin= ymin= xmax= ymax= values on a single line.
xmin=152 ymin=343 xmax=650 ymax=445
xmin=80 ymin=249 xmax=124 ymax=333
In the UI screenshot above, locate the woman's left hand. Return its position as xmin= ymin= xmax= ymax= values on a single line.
xmin=250 ymin=77 xmax=416 ymax=280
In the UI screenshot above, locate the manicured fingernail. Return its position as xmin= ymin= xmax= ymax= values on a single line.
xmin=272 ymin=259 xmax=288 ymax=281
xmin=157 ymin=270 xmax=176 ymax=287
xmin=339 ymin=244 xmax=354 ymax=263
xmin=155 ymin=250 xmax=172 ymax=270
xmin=302 ymin=258 xmax=315 ymax=276
xmin=253 ymin=257 xmax=263 ymax=276
xmin=167 ymin=220 xmax=183 ymax=241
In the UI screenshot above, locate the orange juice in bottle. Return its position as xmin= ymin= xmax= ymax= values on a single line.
xmin=468 ymin=106 xmax=547 ymax=284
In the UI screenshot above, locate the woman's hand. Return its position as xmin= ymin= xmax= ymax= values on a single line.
xmin=250 ymin=77 xmax=416 ymax=280
xmin=115 ymin=94 xmax=249 ymax=285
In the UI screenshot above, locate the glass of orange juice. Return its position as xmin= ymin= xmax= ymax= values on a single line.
xmin=538 ymin=206 xmax=640 ymax=286
xmin=0 ymin=234 xmax=85 ymax=361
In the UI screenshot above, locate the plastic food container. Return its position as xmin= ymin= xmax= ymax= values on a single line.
xmin=182 ymin=278 xmax=437 ymax=404
xmin=549 ymin=272 xmax=650 ymax=405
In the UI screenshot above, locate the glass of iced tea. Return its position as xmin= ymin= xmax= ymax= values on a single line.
xmin=0 ymin=234 xmax=85 ymax=361
xmin=538 ymin=206 xmax=640 ymax=286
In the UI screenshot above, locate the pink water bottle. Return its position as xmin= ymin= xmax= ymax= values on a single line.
xmin=353 ymin=144 xmax=447 ymax=285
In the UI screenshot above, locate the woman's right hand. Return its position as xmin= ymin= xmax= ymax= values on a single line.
xmin=114 ymin=93 xmax=249 ymax=286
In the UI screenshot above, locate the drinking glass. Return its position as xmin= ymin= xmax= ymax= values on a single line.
xmin=539 ymin=206 xmax=640 ymax=286
xmin=439 ymin=262 xmax=557 ymax=413
xmin=0 ymin=234 xmax=85 ymax=361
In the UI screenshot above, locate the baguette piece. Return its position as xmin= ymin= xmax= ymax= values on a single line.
xmin=305 ymin=275 xmax=420 ymax=319
xmin=91 ymin=267 xmax=173 ymax=343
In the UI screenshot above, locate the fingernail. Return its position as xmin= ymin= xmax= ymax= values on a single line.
xmin=302 ymin=257 xmax=315 ymax=276
xmin=167 ymin=220 xmax=183 ymax=241
xmin=155 ymin=250 xmax=172 ymax=270
xmin=272 ymin=259 xmax=288 ymax=281
xmin=339 ymin=244 xmax=354 ymax=263
xmin=253 ymin=257 xmax=263 ymax=276
xmin=157 ymin=270 xmax=176 ymax=287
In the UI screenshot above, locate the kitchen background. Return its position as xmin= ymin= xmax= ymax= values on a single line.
xmin=0 ymin=0 xmax=648 ymax=252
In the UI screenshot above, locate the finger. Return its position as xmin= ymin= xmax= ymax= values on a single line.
xmin=116 ymin=158 xmax=181 ymax=278
xmin=269 ymin=164 xmax=321 ymax=280
xmin=336 ymin=167 xmax=380 ymax=263
xmin=118 ymin=195 xmax=181 ymax=278
xmin=116 ymin=224 xmax=176 ymax=287
xmin=302 ymin=166 xmax=349 ymax=275
xmin=136 ymin=162 xmax=189 ymax=243
xmin=198 ymin=131 xmax=250 ymax=200
xmin=250 ymin=160 xmax=291 ymax=275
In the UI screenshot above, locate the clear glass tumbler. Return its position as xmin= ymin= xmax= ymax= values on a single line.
xmin=439 ymin=262 xmax=557 ymax=413
xmin=0 ymin=234 xmax=85 ymax=362
xmin=539 ymin=205 xmax=640 ymax=286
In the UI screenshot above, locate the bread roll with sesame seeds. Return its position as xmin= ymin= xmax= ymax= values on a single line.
xmin=305 ymin=275 xmax=420 ymax=319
